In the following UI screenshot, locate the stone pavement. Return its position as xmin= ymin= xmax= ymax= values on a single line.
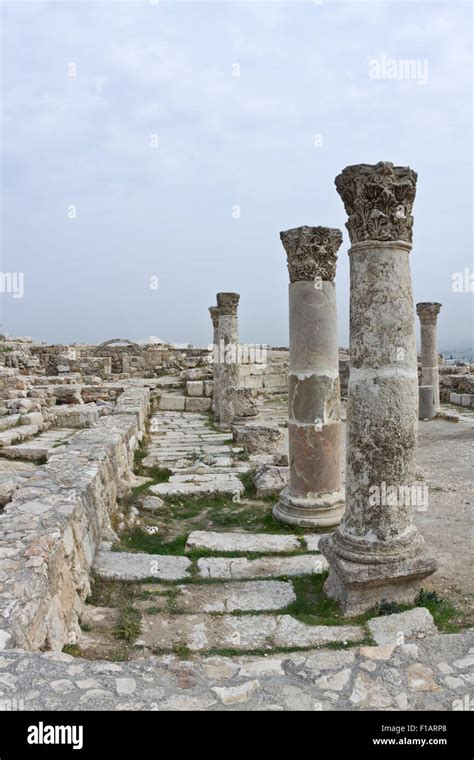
xmin=0 ymin=628 xmax=472 ymax=710
xmin=143 ymin=411 xmax=249 ymax=497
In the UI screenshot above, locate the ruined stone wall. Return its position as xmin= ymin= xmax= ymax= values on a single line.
xmin=238 ymin=348 xmax=351 ymax=397
xmin=0 ymin=387 xmax=150 ymax=652
xmin=439 ymin=366 xmax=474 ymax=407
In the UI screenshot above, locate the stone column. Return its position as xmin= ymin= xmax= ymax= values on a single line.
xmin=320 ymin=162 xmax=437 ymax=615
xmin=209 ymin=306 xmax=220 ymax=417
xmin=216 ymin=292 xmax=240 ymax=430
xmin=273 ymin=226 xmax=345 ymax=528
xmin=418 ymin=385 xmax=436 ymax=421
xmin=416 ymin=302 xmax=442 ymax=413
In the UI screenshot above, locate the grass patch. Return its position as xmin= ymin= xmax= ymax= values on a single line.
xmin=239 ymin=470 xmax=257 ymax=498
xmin=415 ymin=588 xmax=464 ymax=632
xmin=144 ymin=466 xmax=172 ymax=483
xmin=86 ymin=575 xmax=136 ymax=608
xmin=114 ymin=528 xmax=188 ymax=556
xmin=114 ymin=605 xmax=141 ymax=642
xmin=62 ymin=644 xmax=83 ymax=657
xmin=284 ymin=573 xmax=373 ymax=626
xmin=366 ymin=589 xmax=466 ymax=632
xmin=172 ymin=642 xmax=191 ymax=659
xmin=203 ymin=413 xmax=220 ymax=431
xmin=133 ymin=438 xmax=150 ymax=473
xmin=150 ymin=493 xmax=307 ymax=535
xmin=133 ymin=437 xmax=171 ymax=482
xmin=376 ymin=599 xmax=405 ymax=616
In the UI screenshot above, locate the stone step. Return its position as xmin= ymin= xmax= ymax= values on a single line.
xmin=0 ymin=424 xmax=39 ymax=448
xmin=186 ymin=531 xmax=320 ymax=554
xmin=148 ymin=445 xmax=233 ymax=454
xmin=150 ymin=465 xmax=249 ymax=475
xmin=158 ymin=395 xmax=187 ymax=411
xmin=150 ymin=474 xmax=244 ymax=498
xmin=154 ymin=377 xmax=185 ymax=390
xmin=0 ymin=458 xmax=38 ymax=506
xmin=0 ymin=428 xmax=76 ymax=461
xmin=197 ymin=554 xmax=327 ymax=579
xmin=144 ymin=580 xmax=296 ymax=613
xmin=93 ymin=549 xmax=192 ymax=581
xmin=137 ymin=612 xmax=364 ymax=652
xmin=0 ymin=414 xmax=21 ymax=432
xmin=52 ymin=404 xmax=99 ymax=428
xmin=149 ymin=434 xmax=231 ymax=443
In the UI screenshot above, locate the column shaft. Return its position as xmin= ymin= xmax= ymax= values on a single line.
xmin=216 ymin=292 xmax=240 ymax=430
xmin=417 ymin=303 xmax=442 ymax=413
xmin=209 ymin=306 xmax=220 ymax=417
xmin=273 ymin=226 xmax=345 ymax=527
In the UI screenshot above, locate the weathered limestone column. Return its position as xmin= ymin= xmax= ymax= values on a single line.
xmin=320 ymin=162 xmax=437 ymax=615
xmin=216 ymin=292 xmax=240 ymax=430
xmin=418 ymin=385 xmax=436 ymax=421
xmin=273 ymin=226 xmax=345 ymax=528
xmin=416 ymin=302 xmax=442 ymax=412
xmin=209 ymin=306 xmax=220 ymax=416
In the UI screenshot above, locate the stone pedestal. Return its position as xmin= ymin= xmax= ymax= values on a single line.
xmin=273 ymin=226 xmax=345 ymax=528
xmin=216 ymin=292 xmax=240 ymax=431
xmin=319 ymin=162 xmax=437 ymax=615
xmin=419 ymin=385 xmax=436 ymax=421
xmin=416 ymin=302 xmax=442 ymax=412
xmin=209 ymin=306 xmax=220 ymax=416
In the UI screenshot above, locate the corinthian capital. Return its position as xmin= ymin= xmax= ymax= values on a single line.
xmin=280 ymin=226 xmax=343 ymax=283
xmin=216 ymin=292 xmax=240 ymax=316
xmin=416 ymin=302 xmax=442 ymax=324
xmin=209 ymin=306 xmax=220 ymax=328
xmin=335 ymin=161 xmax=417 ymax=245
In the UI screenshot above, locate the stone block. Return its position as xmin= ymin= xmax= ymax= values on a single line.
xmin=367 ymin=608 xmax=437 ymax=645
xmin=249 ymin=365 xmax=266 ymax=376
xmin=241 ymin=376 xmax=263 ymax=390
xmin=186 ymin=531 xmax=301 ymax=554
xmin=172 ymin=580 xmax=296 ymax=613
xmin=185 ymin=397 xmax=211 ymax=412
xmin=53 ymin=404 xmax=99 ymax=428
xmin=197 ymin=554 xmax=327 ymax=580
xmin=263 ymin=374 xmax=287 ymax=389
xmin=19 ymin=412 xmax=44 ymax=428
xmin=93 ymin=550 xmax=191 ymax=581
xmin=254 ymin=465 xmax=289 ymax=497
xmin=159 ymin=395 xmax=186 ymax=411
xmin=186 ymin=381 xmax=204 ymax=397
xmin=233 ymin=423 xmax=285 ymax=454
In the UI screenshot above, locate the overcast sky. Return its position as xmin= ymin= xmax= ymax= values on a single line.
xmin=1 ymin=0 xmax=472 ymax=352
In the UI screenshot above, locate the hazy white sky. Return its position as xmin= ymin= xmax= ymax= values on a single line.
xmin=1 ymin=0 xmax=472 ymax=351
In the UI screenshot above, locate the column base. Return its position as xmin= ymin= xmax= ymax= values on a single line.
xmin=319 ymin=533 xmax=437 ymax=616
xmin=273 ymin=487 xmax=345 ymax=528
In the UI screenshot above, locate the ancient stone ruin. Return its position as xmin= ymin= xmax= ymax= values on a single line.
xmin=0 ymin=163 xmax=472 ymax=713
